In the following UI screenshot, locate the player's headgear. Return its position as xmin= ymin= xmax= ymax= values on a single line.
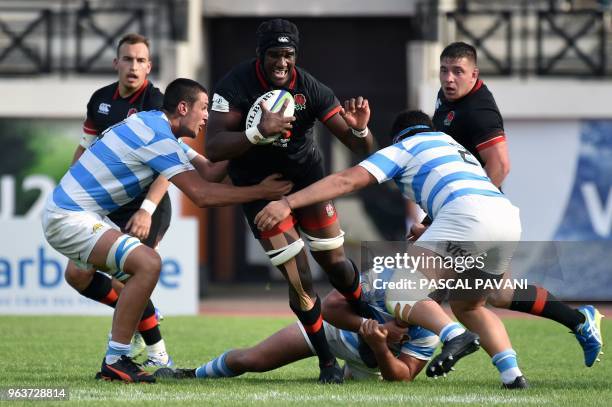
xmin=256 ymin=18 xmax=299 ymax=58
xmin=391 ymin=110 xmax=434 ymax=144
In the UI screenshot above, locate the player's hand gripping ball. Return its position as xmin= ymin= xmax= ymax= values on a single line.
xmin=245 ymin=90 xmax=295 ymax=144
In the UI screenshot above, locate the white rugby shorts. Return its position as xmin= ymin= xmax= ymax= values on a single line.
xmin=41 ymin=200 xmax=118 ymax=270
xmin=415 ymin=195 xmax=521 ymax=276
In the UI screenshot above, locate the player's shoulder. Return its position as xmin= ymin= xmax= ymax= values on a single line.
xmin=295 ymin=65 xmax=328 ymax=91
xmin=466 ymin=81 xmax=499 ymax=109
xmin=216 ymin=59 xmax=256 ymax=88
xmin=143 ymin=81 xmax=164 ymax=109
xmin=89 ymin=81 xmax=118 ymax=102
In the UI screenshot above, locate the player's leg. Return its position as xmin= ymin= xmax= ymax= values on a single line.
xmin=449 ymin=297 xmax=526 ymax=388
xmin=257 ymin=219 xmax=342 ymax=383
xmin=297 ymin=205 xmax=376 ymax=368
xmin=42 ymin=208 xmax=159 ymax=382
xmin=296 ymin=202 xmax=371 ymax=317
xmin=86 ymin=228 xmax=161 ymax=383
xmin=155 ymin=323 xmax=314 ymax=379
xmin=487 ymin=278 xmax=602 ymax=367
xmin=134 ymin=193 xmax=173 ymax=367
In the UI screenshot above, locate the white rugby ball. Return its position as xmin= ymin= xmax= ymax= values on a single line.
xmin=245 ymin=89 xmax=295 ymax=144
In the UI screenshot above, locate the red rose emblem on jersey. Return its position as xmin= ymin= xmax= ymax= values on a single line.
xmin=294 ymin=93 xmax=307 ymax=111
xmin=444 ymin=111 xmax=455 ymax=126
xmin=324 ymin=202 xmax=335 ymax=218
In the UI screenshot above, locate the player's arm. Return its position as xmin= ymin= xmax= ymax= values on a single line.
xmin=255 ymin=165 xmax=376 ymax=230
xmin=324 ymin=97 xmax=374 ymax=156
xmin=322 ymin=289 xmax=365 ymax=331
xmin=205 ymin=101 xmax=294 ymax=162
xmin=178 ymin=138 xmax=228 ymax=182
xmin=125 ymin=176 xmax=170 ymax=240
xmin=72 ymin=121 xmax=98 ymax=164
xmin=191 ymin=154 xmax=228 ymax=182
xmin=359 ymin=319 xmax=422 ymax=381
xmin=478 ymin=140 xmax=510 ymax=188
xmin=169 ymin=170 xmax=292 ymax=208
xmin=470 ymin=105 xmax=510 ymax=187
xmin=323 ymin=290 xmax=407 ymax=343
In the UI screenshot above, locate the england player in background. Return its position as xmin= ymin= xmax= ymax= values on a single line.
xmin=42 ymin=78 xmax=292 ymax=383
xmin=256 ymin=110 xmax=530 ymax=388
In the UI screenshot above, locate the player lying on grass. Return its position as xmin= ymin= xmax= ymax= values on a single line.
xmin=255 ymin=110 xmax=532 ymax=388
xmin=155 ymin=270 xmax=440 ymax=382
xmin=42 ymin=78 xmax=293 ymax=383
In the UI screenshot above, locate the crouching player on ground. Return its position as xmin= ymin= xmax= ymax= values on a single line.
xmin=155 ymin=270 xmax=439 ymax=382
xmin=41 ymin=78 xmax=293 ymax=383
xmin=256 ymin=110 xmax=531 ymax=388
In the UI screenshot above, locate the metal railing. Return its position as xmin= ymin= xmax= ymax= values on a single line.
xmin=0 ymin=0 xmax=187 ymax=76
xmin=444 ymin=5 xmax=611 ymax=77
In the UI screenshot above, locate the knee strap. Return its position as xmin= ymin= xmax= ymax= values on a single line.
xmin=105 ymin=235 xmax=142 ymax=282
xmin=266 ymin=239 xmax=305 ymax=267
xmin=302 ymin=230 xmax=345 ymax=252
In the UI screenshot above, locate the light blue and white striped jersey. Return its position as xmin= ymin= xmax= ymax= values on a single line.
xmin=359 ymin=131 xmax=503 ymax=219
xmin=336 ymin=268 xmax=439 ymax=361
xmin=52 ymin=110 xmax=194 ymax=214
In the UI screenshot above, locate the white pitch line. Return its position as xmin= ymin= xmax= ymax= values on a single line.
xmin=72 ymin=388 xmax=554 ymax=404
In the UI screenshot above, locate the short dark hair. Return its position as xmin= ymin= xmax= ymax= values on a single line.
xmin=440 ymin=42 xmax=477 ymax=65
xmin=162 ymin=78 xmax=208 ymax=112
xmin=116 ymin=33 xmax=150 ymax=57
xmin=390 ymin=110 xmax=434 ymax=143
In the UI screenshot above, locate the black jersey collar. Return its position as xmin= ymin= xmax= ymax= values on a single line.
xmin=255 ymin=59 xmax=297 ymax=91
xmin=113 ymin=79 xmax=149 ymax=104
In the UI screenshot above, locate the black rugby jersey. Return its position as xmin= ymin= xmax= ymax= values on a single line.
xmin=432 ymin=79 xmax=505 ymax=165
xmin=83 ymin=79 xmax=163 ymax=137
xmin=211 ymin=58 xmax=341 ymax=180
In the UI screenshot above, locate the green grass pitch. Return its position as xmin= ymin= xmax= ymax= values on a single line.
xmin=1 ymin=315 xmax=610 ymax=406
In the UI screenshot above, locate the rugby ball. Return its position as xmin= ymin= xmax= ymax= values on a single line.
xmin=245 ymin=90 xmax=295 ymax=144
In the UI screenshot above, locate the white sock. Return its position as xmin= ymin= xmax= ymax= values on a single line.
xmin=501 ymin=367 xmax=523 ymax=384
xmin=147 ymin=339 xmax=168 ymax=361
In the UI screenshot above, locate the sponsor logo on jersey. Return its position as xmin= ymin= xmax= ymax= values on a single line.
xmin=98 ymin=103 xmax=111 ymax=115
xmin=325 ymin=202 xmax=335 ymax=218
xmin=127 ymin=108 xmax=138 ymax=117
xmin=444 ymin=111 xmax=455 ymax=126
xmin=294 ymin=93 xmax=307 ymax=111
xmin=92 ymin=223 xmax=104 ymax=234
xmin=277 ymin=36 xmax=289 ymax=43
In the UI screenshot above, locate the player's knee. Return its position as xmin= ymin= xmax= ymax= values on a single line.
xmin=486 ymin=289 xmax=513 ymax=308
xmin=64 ymin=264 xmax=94 ymax=290
xmin=266 ymin=239 xmax=304 ymax=267
xmin=106 ymin=235 xmax=157 ymax=281
xmin=136 ymin=250 xmax=162 ymax=280
xmin=302 ymin=230 xmax=345 ymax=253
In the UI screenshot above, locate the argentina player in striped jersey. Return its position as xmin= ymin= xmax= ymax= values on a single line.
xmin=42 ymin=78 xmax=292 ymax=383
xmin=256 ymin=110 xmax=530 ymax=389
xmin=155 ymin=267 xmax=439 ymax=382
